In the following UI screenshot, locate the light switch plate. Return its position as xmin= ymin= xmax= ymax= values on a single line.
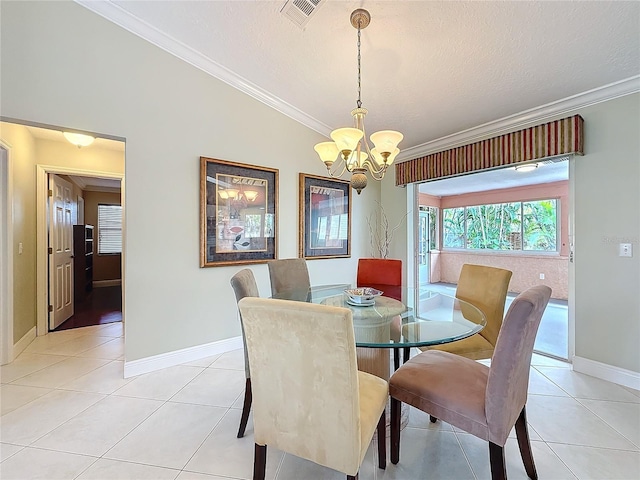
xmin=619 ymin=243 xmax=632 ymax=257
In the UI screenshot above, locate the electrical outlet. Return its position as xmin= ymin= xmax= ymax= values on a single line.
xmin=619 ymin=243 xmax=633 ymax=257
xmin=18 ymin=242 xmax=23 ymax=255
xmin=539 ymin=273 xmax=545 ymax=280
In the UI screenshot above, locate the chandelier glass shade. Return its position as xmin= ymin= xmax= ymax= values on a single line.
xmin=313 ymin=9 xmax=403 ymax=194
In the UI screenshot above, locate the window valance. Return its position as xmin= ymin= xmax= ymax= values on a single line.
xmin=395 ymin=114 xmax=584 ymax=186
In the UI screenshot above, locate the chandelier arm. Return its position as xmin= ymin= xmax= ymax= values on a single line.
xmin=327 ymin=159 xmax=349 ymax=178
xmin=363 ymin=158 xmax=387 ymax=175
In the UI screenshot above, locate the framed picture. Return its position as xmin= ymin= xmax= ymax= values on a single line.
xmin=200 ymin=157 xmax=278 ymax=267
xmin=299 ymin=173 xmax=351 ymax=259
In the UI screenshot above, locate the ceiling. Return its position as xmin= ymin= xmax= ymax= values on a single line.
xmin=72 ymin=1 xmax=640 ymax=194
xmin=25 ymin=125 xmax=123 ymax=191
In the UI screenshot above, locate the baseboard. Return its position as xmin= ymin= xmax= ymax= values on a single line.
xmin=13 ymin=326 xmax=36 ymax=360
xmin=93 ymin=279 xmax=122 ymax=287
xmin=572 ymin=355 xmax=640 ymax=390
xmin=123 ymin=335 xmax=243 ymax=378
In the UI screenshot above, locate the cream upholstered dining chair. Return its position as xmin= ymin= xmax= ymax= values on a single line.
xmin=389 ymin=285 xmax=551 ymax=480
xmin=267 ymin=258 xmax=311 ymax=302
xmin=237 ymin=297 xmax=388 ymax=480
xmin=229 ymin=268 xmax=260 ymax=438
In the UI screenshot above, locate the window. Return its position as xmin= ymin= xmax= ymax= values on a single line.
xmin=97 ymin=204 xmax=122 ymax=254
xmin=443 ymin=199 xmax=557 ymax=252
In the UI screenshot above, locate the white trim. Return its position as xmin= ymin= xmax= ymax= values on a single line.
xmin=93 ymin=279 xmax=122 ymax=287
xmin=123 ymin=335 xmax=244 ymax=378
xmin=397 ymin=76 xmax=640 ymax=162
xmin=0 ymin=141 xmax=14 ymax=364
xmin=572 ymin=355 xmax=640 ymax=391
xmin=75 ymin=0 xmax=332 ymax=137
xmin=36 ymin=164 xmax=124 ymax=337
xmin=13 ymin=327 xmax=36 ymax=360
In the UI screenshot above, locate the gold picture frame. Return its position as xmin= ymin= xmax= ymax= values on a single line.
xmin=200 ymin=157 xmax=278 ymax=267
xmin=299 ymin=173 xmax=351 ymax=259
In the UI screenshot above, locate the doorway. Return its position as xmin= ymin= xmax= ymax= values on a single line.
xmin=411 ymin=160 xmax=571 ymax=360
xmin=0 ymin=143 xmax=13 ymax=364
xmin=47 ymin=173 xmax=123 ymax=332
xmin=40 ymin=170 xmax=124 ymax=334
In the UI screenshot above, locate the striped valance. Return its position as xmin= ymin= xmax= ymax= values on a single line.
xmin=395 ymin=114 xmax=584 ymax=186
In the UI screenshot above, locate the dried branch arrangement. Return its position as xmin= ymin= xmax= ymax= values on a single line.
xmin=367 ymin=201 xmax=409 ymax=258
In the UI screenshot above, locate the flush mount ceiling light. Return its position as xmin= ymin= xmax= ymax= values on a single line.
xmin=63 ymin=132 xmax=95 ymax=148
xmin=313 ymin=9 xmax=403 ymax=195
xmin=514 ymin=163 xmax=539 ymax=173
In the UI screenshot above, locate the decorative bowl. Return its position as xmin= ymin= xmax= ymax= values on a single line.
xmin=344 ymin=287 xmax=383 ymax=305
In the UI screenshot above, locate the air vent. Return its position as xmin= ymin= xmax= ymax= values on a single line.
xmin=538 ymin=155 xmax=570 ymax=165
xmin=280 ymin=0 xmax=324 ymax=29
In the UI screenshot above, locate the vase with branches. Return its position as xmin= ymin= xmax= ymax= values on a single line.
xmin=367 ymin=201 xmax=409 ymax=258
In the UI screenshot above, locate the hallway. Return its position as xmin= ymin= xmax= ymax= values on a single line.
xmin=53 ymin=286 xmax=122 ymax=332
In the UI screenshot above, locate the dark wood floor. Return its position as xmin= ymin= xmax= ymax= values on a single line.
xmin=53 ymin=285 xmax=122 ymax=331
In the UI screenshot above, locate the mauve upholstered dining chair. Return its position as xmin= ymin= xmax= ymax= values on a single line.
xmin=390 ymin=285 xmax=552 ymax=480
xmin=229 ymin=268 xmax=259 ymax=438
xmin=238 ymin=297 xmax=388 ymax=480
xmin=267 ymin=258 xmax=311 ymax=302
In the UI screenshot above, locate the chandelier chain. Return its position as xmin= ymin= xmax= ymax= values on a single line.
xmin=357 ymin=24 xmax=362 ymax=109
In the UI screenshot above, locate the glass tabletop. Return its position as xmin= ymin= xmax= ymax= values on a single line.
xmin=271 ymin=284 xmax=486 ymax=349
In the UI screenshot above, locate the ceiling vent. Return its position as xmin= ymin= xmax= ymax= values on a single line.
xmin=280 ymin=0 xmax=324 ymax=29
xmin=538 ymin=155 xmax=570 ymax=165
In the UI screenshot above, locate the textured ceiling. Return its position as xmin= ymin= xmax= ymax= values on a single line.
xmin=76 ymin=0 xmax=639 ymax=194
xmin=97 ymin=0 xmax=640 ymax=150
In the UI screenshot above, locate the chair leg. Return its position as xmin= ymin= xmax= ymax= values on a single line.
xmin=253 ymin=443 xmax=266 ymax=480
xmin=377 ymin=410 xmax=386 ymax=469
xmin=346 ymin=474 xmax=358 ymax=480
xmin=393 ymin=348 xmax=400 ymax=371
xmin=237 ymin=378 xmax=252 ymax=438
xmin=515 ymin=406 xmax=538 ymax=480
xmin=429 ymin=415 xmax=438 ymax=423
xmin=489 ymin=442 xmax=506 ymax=480
xmin=402 ymin=347 xmax=410 ymax=364
xmin=390 ymin=397 xmax=401 ymax=464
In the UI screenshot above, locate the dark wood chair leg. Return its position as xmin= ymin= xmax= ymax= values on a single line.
xmin=515 ymin=406 xmax=538 ymax=480
xmin=429 ymin=415 xmax=438 ymax=423
xmin=403 ymin=347 xmax=411 ymax=364
xmin=237 ymin=378 xmax=252 ymax=438
xmin=489 ymin=442 xmax=506 ymax=480
xmin=393 ymin=348 xmax=400 ymax=371
xmin=253 ymin=443 xmax=266 ymax=480
xmin=347 ymin=474 xmax=358 ymax=480
xmin=390 ymin=397 xmax=401 ymax=464
xmin=377 ymin=410 xmax=386 ymax=469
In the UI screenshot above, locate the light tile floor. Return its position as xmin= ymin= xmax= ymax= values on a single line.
xmin=1 ymin=323 xmax=639 ymax=479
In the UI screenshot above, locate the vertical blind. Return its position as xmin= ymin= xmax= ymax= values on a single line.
xmin=97 ymin=204 xmax=122 ymax=254
xmin=395 ymin=114 xmax=584 ymax=185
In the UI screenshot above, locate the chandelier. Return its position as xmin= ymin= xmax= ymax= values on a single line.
xmin=313 ymin=9 xmax=403 ymax=195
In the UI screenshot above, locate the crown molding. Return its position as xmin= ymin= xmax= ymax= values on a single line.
xmin=75 ymin=2 xmax=638 ymax=161
xmin=397 ymin=76 xmax=640 ymax=162
xmin=75 ymin=0 xmax=332 ymax=137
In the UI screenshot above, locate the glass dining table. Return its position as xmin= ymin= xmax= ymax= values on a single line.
xmin=271 ymin=283 xmax=487 ymax=381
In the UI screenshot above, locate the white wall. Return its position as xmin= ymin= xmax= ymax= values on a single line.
xmin=1 ymin=1 xmax=380 ymax=363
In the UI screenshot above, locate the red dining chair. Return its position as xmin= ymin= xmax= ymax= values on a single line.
xmin=357 ymin=258 xmax=403 ymax=369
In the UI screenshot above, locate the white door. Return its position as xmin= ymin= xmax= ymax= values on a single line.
xmin=49 ymin=174 xmax=74 ymax=330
